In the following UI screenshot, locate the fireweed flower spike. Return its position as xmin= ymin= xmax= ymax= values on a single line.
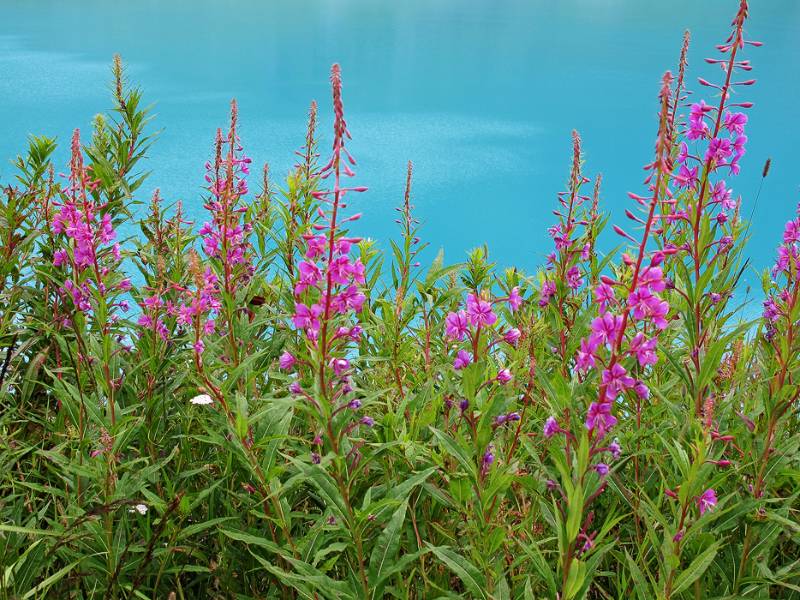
xmin=671 ymin=0 xmax=759 ymax=417
xmin=539 ymin=132 xmax=599 ymax=364
xmin=544 ymin=72 xmax=675 ymax=595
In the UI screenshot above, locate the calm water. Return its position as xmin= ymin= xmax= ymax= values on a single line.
xmin=2 ymin=0 xmax=799 ymax=286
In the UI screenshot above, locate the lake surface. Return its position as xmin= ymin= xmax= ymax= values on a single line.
xmin=2 ymin=0 xmax=799 ymax=288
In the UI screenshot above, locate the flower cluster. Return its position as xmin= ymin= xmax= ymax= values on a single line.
xmin=763 ymin=203 xmax=800 ymax=340
xmin=539 ymin=131 xmax=597 ymax=308
xmin=444 ymin=289 xmax=521 ymax=374
xmin=51 ymin=130 xmax=124 ymax=314
xmin=282 ymin=65 xmax=372 ymax=468
xmin=199 ymin=100 xmax=254 ymax=280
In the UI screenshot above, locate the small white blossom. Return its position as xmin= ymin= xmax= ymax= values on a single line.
xmin=128 ymin=504 xmax=148 ymax=515
xmin=190 ymin=394 xmax=213 ymax=405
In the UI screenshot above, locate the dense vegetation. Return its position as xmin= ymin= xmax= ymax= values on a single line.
xmin=2 ymin=2 xmax=799 ymax=598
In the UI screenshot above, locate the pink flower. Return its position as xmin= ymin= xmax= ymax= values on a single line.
xmin=293 ymin=302 xmax=323 ymax=332
xmin=466 ymin=293 xmax=497 ymax=327
xmin=296 ymin=260 xmax=322 ymax=292
xmin=628 ymin=332 xmax=658 ymax=367
xmin=576 ymin=336 xmax=599 ymax=372
xmin=638 ymin=266 xmax=666 ymax=293
xmin=503 ymin=328 xmax=521 ymax=346
xmin=608 ymin=441 xmax=621 ymax=459
xmin=697 ymin=488 xmax=717 ymax=515
xmin=328 ymin=255 xmax=352 ymax=285
xmin=594 ymin=283 xmax=615 ymax=310
xmin=705 ymin=137 xmax=733 ymax=164
xmin=567 ymin=265 xmax=584 ymax=290
xmin=331 ymin=357 xmax=350 ymax=376
xmin=628 ymin=288 xmax=669 ymax=330
xmin=507 ymin=286 xmax=523 ymax=311
xmin=539 ymin=280 xmax=556 ymax=307
xmin=711 ymin=181 xmax=734 ymax=209
xmin=453 ymin=350 xmax=472 ymax=370
xmin=724 ymin=111 xmax=747 ymax=135
xmin=601 ymin=363 xmax=635 ymax=399
xmin=585 ymin=400 xmax=617 ymax=436
xmin=279 ymin=351 xmax=296 ymax=371
xmin=676 ymin=165 xmax=698 ymax=189
xmin=783 ymin=220 xmax=800 ymax=244
xmin=445 ymin=310 xmax=469 ymax=341
xmin=677 ymin=142 xmax=689 ymax=164
xmin=305 ymin=235 xmax=326 ymax=258
xmin=349 ymin=258 xmax=366 ymax=285
xmin=53 ymin=249 xmax=68 ymax=267
xmin=143 ymin=295 xmax=163 ymax=310
xmin=543 ymin=416 xmax=560 ymax=438
xmin=496 ymin=369 xmax=512 ymax=384
xmin=591 ymin=312 xmax=623 ymax=346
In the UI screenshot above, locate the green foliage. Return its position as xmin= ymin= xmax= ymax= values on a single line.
xmin=1 ymin=23 xmax=800 ymax=600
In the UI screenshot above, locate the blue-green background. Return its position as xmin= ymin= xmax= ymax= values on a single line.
xmin=1 ymin=0 xmax=798 ymax=286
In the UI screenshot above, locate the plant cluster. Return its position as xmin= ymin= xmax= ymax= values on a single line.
xmin=2 ymin=3 xmax=799 ymax=598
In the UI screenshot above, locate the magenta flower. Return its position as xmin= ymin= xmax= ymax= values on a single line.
xmin=566 ymin=265 xmax=584 ymax=290
xmin=601 ymin=363 xmax=635 ymax=399
xmin=697 ymin=488 xmax=718 ymax=515
xmin=585 ymin=400 xmax=617 ymax=436
xmin=594 ymin=283 xmax=615 ymax=310
xmin=507 ymin=286 xmax=523 ymax=311
xmin=783 ymin=220 xmax=800 ymax=244
xmin=633 ymin=380 xmax=650 ymax=399
xmin=724 ymin=111 xmax=747 ymax=135
xmin=710 ymin=180 xmax=734 ymax=209
xmin=638 ymin=266 xmax=666 ymax=293
xmin=53 ymin=249 xmax=68 ymax=267
xmin=628 ymin=332 xmax=658 ymax=367
xmin=296 ymin=260 xmax=322 ymax=294
xmin=676 ymin=164 xmax=698 ymax=189
xmin=503 ymin=327 xmax=521 ymax=346
xmin=305 ymin=234 xmax=326 ymax=258
xmin=543 ymin=416 xmax=560 ymax=439
xmin=608 ymin=440 xmax=621 ymax=459
xmin=453 ymin=350 xmax=472 ymax=370
xmin=628 ymin=288 xmax=669 ymax=330
xmin=279 ymin=351 xmax=297 ymax=371
xmin=496 ymin=369 xmax=512 ymax=384
xmin=331 ymin=358 xmax=350 ymax=376
xmin=539 ymin=280 xmax=556 ymax=307
xmin=575 ymin=336 xmax=599 ymax=372
xmin=677 ymin=141 xmax=689 ymax=164
xmin=445 ymin=310 xmax=469 ymax=341
xmin=705 ymin=137 xmax=733 ymax=164
xmin=292 ymin=302 xmax=323 ymax=332
xmin=591 ymin=312 xmax=623 ymax=346
xmin=466 ymin=293 xmax=497 ymax=327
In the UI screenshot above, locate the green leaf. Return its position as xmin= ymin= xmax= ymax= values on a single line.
xmin=426 ymin=544 xmax=488 ymax=600
xmin=368 ymin=499 xmax=408 ymax=596
xmin=671 ymin=542 xmax=720 ymax=596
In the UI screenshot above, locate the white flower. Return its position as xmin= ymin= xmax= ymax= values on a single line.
xmin=129 ymin=504 xmax=148 ymax=515
xmin=190 ymin=394 xmax=213 ymax=405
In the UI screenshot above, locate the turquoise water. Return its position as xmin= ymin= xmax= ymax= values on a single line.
xmin=2 ymin=0 xmax=799 ymax=281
